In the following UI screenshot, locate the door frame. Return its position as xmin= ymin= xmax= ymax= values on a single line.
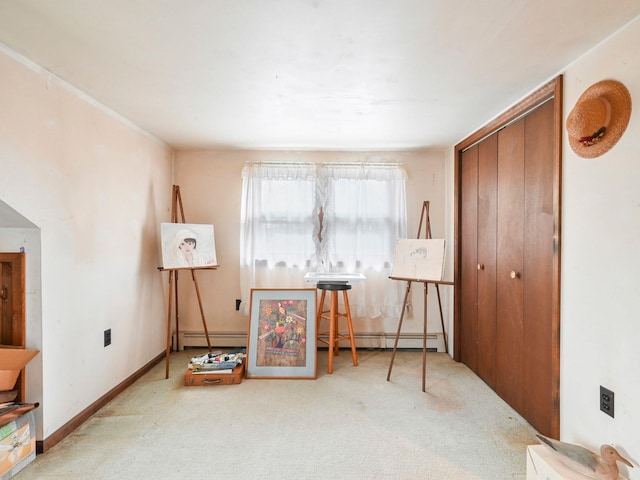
xmin=453 ymin=76 xmax=562 ymax=437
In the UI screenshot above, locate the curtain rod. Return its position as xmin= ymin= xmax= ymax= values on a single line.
xmin=243 ymin=161 xmax=403 ymax=167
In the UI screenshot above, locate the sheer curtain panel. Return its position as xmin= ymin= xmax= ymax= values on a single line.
xmin=240 ymin=162 xmax=407 ymax=320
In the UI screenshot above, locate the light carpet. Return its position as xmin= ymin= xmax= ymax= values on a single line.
xmin=17 ymin=349 xmax=538 ymax=479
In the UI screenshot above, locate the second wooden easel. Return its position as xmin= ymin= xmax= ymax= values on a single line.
xmin=159 ymin=185 xmax=217 ymax=379
xmin=386 ymin=201 xmax=453 ymax=392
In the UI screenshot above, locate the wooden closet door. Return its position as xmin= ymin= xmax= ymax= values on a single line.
xmin=476 ymin=134 xmax=498 ymax=389
xmin=455 ymin=77 xmax=561 ymax=439
xmin=458 ymin=136 xmax=498 ymax=389
xmin=496 ymin=118 xmax=525 ymax=415
xmin=522 ymin=100 xmax=556 ymax=434
xmin=459 ymin=145 xmax=479 ymax=372
xmin=494 ymin=100 xmax=557 ymax=434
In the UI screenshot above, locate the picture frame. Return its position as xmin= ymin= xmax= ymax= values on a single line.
xmin=246 ymin=288 xmax=317 ymax=379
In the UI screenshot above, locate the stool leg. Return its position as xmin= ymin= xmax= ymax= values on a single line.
xmin=334 ymin=295 xmax=340 ymax=357
xmin=328 ymin=291 xmax=338 ymax=374
xmin=343 ymin=290 xmax=358 ymax=367
xmin=316 ymin=289 xmax=326 ymax=333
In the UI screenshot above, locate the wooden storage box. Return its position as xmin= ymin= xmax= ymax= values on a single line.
xmin=184 ymin=363 xmax=245 ymax=386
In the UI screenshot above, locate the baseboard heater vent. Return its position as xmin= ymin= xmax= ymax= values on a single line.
xmin=178 ymin=331 xmax=444 ymax=352
xmin=179 ymin=331 xmax=247 ymax=350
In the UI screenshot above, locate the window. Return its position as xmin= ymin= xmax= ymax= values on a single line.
xmin=240 ymin=162 xmax=407 ymax=319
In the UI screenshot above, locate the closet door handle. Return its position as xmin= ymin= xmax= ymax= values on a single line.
xmin=509 ymin=271 xmax=520 ymax=279
xmin=477 ymin=263 xmax=484 ymax=271
xmin=0 ymin=284 xmax=8 ymax=302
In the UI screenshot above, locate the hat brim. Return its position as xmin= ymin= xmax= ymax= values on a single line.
xmin=567 ymin=80 xmax=632 ymax=159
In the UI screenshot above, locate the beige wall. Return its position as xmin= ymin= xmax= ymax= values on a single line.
xmin=0 ymin=46 xmax=173 ymax=439
xmin=174 ymin=149 xmax=452 ymax=349
xmin=560 ymin=16 xmax=639 ymax=477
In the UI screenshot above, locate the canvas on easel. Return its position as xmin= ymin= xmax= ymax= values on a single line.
xmin=160 ymin=223 xmax=218 ymax=269
xmin=159 ymin=185 xmax=220 ymax=379
xmin=390 ymin=238 xmax=446 ymax=282
xmin=387 ymin=201 xmax=452 ymax=392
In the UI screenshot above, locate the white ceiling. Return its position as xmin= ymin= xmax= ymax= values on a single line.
xmin=1 ymin=1 xmax=639 ymax=151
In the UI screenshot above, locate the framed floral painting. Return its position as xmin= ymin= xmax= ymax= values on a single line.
xmin=246 ymin=288 xmax=317 ymax=379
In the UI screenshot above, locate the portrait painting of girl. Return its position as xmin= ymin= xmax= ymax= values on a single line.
xmin=160 ymin=223 xmax=218 ymax=269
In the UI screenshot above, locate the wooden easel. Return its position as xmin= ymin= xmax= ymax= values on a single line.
xmin=386 ymin=201 xmax=453 ymax=392
xmin=158 ymin=185 xmax=218 ymax=379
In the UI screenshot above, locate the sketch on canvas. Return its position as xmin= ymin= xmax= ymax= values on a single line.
xmin=160 ymin=223 xmax=218 ymax=269
xmin=390 ymin=239 xmax=446 ymax=282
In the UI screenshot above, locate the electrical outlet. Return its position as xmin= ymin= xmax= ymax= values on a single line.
xmin=104 ymin=328 xmax=112 ymax=347
xmin=600 ymin=386 xmax=614 ymax=418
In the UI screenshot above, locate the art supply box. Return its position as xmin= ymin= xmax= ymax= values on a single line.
xmin=184 ymin=363 xmax=245 ymax=386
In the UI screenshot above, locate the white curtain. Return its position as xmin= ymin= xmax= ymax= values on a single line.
xmin=318 ymin=164 xmax=407 ymax=318
xmin=240 ymin=162 xmax=407 ymax=319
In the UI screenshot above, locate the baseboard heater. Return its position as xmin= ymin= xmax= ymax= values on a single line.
xmin=177 ymin=331 xmax=443 ymax=352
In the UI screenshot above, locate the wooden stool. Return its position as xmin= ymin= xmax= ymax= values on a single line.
xmin=316 ymin=283 xmax=358 ymax=374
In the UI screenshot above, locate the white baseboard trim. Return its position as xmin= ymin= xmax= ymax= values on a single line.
xmin=177 ymin=331 xmax=445 ymax=352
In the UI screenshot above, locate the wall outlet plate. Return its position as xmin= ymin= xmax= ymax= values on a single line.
xmin=600 ymin=386 xmax=614 ymax=418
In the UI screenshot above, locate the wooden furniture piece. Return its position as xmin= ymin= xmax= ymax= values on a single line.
xmin=454 ymin=77 xmax=562 ymax=437
xmin=387 ymin=279 xmax=453 ymax=392
xmin=184 ymin=363 xmax=245 ymax=386
xmin=0 ymin=252 xmax=26 ymax=401
xmin=316 ymin=282 xmax=358 ymax=374
xmin=386 ymin=201 xmax=453 ymax=392
xmin=159 ymin=185 xmax=218 ymax=379
xmin=159 ymin=265 xmax=217 ymax=379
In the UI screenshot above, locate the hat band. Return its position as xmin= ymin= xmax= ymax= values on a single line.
xmin=579 ymin=126 xmax=606 ymax=146
xmin=578 ymin=97 xmax=612 ymax=147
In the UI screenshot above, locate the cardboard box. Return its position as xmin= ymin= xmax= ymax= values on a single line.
xmin=0 ymin=349 xmax=39 ymax=392
xmin=184 ymin=363 xmax=245 ymax=386
xmin=0 ymin=410 xmax=36 ymax=480
xmin=526 ymin=444 xmax=629 ymax=480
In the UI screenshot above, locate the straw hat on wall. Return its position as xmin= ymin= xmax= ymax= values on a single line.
xmin=566 ymin=79 xmax=632 ymax=158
